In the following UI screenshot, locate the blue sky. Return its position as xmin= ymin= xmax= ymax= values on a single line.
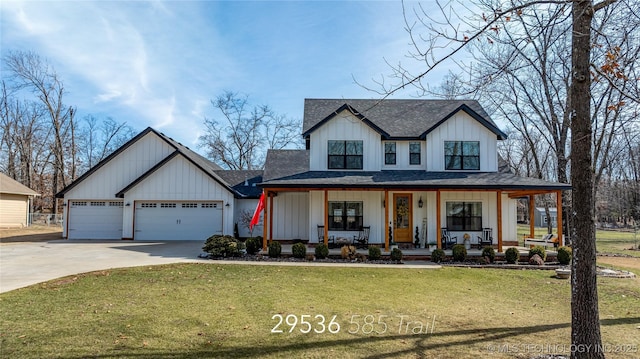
xmin=1 ymin=1 xmax=454 ymax=149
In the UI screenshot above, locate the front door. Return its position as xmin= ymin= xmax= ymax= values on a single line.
xmin=393 ymin=193 xmax=412 ymax=242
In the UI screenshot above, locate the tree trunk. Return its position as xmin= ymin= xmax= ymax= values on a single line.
xmin=570 ymin=2 xmax=604 ymax=359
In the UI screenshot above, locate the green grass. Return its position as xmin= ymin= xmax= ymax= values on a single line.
xmin=1 ymin=263 xmax=639 ymax=358
xmin=517 ymin=224 xmax=640 ymax=257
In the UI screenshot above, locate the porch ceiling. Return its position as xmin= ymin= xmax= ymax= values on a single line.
xmin=259 ymin=170 xmax=571 ymax=192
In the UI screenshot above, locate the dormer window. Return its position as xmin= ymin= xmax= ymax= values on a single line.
xmin=328 ymin=140 xmax=363 ymax=169
xmin=384 ymin=142 xmax=396 ymax=165
xmin=445 ymin=141 xmax=480 ymax=170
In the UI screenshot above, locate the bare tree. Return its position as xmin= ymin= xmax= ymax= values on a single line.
xmin=4 ymin=51 xmax=77 ymax=214
xmin=198 ymin=91 xmax=302 ymax=170
xmin=77 ymin=115 xmax=136 ymax=173
xmin=359 ymin=1 xmax=636 ymax=357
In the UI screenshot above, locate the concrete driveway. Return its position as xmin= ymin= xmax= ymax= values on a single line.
xmin=0 ymin=240 xmax=208 ymax=293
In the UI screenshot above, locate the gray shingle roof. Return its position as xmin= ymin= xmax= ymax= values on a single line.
xmin=260 ymin=170 xmax=571 ymax=191
xmin=263 ymin=150 xmax=310 ymax=181
xmin=0 ymin=172 xmax=39 ymax=196
xmin=302 ymin=99 xmax=507 ymax=139
xmin=214 ymin=170 xmax=263 ymax=198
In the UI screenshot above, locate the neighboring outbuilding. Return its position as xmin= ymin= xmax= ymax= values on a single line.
xmin=533 ymin=207 xmax=558 ymax=228
xmin=0 ymin=172 xmax=40 ymax=228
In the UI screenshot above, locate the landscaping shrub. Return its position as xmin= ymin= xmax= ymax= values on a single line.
xmin=268 ymin=241 xmax=282 ymax=258
xmin=245 ymin=237 xmax=262 ymax=255
xmin=557 ymin=246 xmax=572 ymax=265
xmin=292 ymin=242 xmax=306 ymax=258
xmin=315 ymin=243 xmax=329 ymax=259
xmin=203 ymin=235 xmax=243 ymax=258
xmin=430 ymin=248 xmax=445 ymax=263
xmin=390 ymin=248 xmax=403 ymax=262
xmin=481 ymin=246 xmax=496 ymax=263
xmin=452 ymin=244 xmax=467 ymax=262
xmin=341 ymin=245 xmax=357 ymax=260
xmin=505 ymin=247 xmax=520 ymax=264
xmin=529 ymin=245 xmax=547 ymax=262
xmin=368 ymin=246 xmax=382 ymax=260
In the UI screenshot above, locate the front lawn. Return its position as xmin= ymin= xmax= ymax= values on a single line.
xmin=1 ymin=264 xmax=639 ymax=358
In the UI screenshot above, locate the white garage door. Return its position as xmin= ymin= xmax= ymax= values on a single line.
xmin=134 ymin=201 xmax=223 ymax=241
xmin=68 ymin=200 xmax=123 ymax=239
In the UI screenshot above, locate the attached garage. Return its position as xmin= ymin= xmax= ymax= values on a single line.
xmin=67 ymin=200 xmax=123 ymax=239
xmin=134 ymin=201 xmax=223 ymax=240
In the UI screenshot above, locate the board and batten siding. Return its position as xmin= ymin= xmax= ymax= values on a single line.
xmin=61 ymin=132 xmax=174 ymax=237
xmin=425 ymin=111 xmax=498 ymax=172
xmin=0 ymin=193 xmax=29 ymax=227
xmin=381 ymin=141 xmax=426 ymax=170
xmin=121 ymin=155 xmax=236 ymax=238
xmin=271 ymin=192 xmax=309 ymax=240
xmin=309 ymin=110 xmax=382 ymax=171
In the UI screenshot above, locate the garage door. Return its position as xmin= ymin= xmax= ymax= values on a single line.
xmin=134 ymin=201 xmax=223 ymax=240
xmin=68 ymin=200 xmax=123 ymax=239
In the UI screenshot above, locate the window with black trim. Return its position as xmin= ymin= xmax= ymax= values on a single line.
xmin=409 ymin=142 xmax=421 ymax=165
xmin=444 ymin=141 xmax=480 ymax=170
xmin=328 ymin=140 xmax=363 ymax=169
xmin=328 ymin=201 xmax=363 ymax=231
xmin=384 ymin=142 xmax=396 ymax=165
xmin=446 ymin=202 xmax=482 ymax=231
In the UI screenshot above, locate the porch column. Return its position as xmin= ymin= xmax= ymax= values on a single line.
xmin=262 ymin=191 xmax=269 ymax=250
xmin=384 ymin=190 xmax=389 ymax=252
xmin=497 ymin=190 xmax=503 ymax=252
xmin=529 ymin=195 xmax=535 ymax=239
xmin=556 ymin=190 xmax=563 ymax=247
xmin=269 ymin=191 xmax=274 ymax=244
xmin=324 ymin=189 xmax=328 ymax=246
xmin=436 ymin=190 xmax=442 ymax=249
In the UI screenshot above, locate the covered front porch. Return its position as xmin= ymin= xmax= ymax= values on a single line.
xmin=259 ymin=173 xmax=570 ymax=253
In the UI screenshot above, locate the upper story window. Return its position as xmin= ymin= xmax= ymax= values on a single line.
xmin=384 ymin=142 xmax=396 ymax=165
xmin=445 ymin=141 xmax=480 ymax=170
xmin=409 ymin=142 xmax=421 ymax=165
xmin=328 ymin=140 xmax=363 ymax=169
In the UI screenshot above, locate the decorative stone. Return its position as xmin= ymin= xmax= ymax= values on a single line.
xmin=529 ymin=254 xmax=544 ymax=266
xmin=555 ymin=268 xmax=571 ymax=279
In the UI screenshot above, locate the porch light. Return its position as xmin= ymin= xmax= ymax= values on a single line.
xmin=418 ymin=197 xmax=423 ymax=208
xmin=125 ymin=202 xmax=131 ymax=206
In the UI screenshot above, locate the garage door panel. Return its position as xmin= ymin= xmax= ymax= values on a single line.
xmin=134 ymin=201 xmax=223 ymax=241
xmin=68 ymin=201 xmax=123 ymax=239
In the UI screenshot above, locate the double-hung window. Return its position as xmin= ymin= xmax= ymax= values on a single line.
xmin=409 ymin=142 xmax=421 ymax=165
xmin=328 ymin=140 xmax=363 ymax=169
xmin=328 ymin=202 xmax=363 ymax=231
xmin=384 ymin=142 xmax=396 ymax=165
xmin=446 ymin=202 xmax=482 ymax=231
xmin=444 ymin=141 xmax=480 ymax=170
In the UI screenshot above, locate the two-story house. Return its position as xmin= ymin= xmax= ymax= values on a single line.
xmin=259 ymin=99 xmax=571 ymax=252
xmin=55 ymin=98 xmax=569 ymax=252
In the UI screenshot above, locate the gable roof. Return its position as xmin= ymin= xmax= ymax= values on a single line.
xmin=114 ymin=150 xmax=236 ymax=198
xmin=56 ymin=127 xmax=227 ymax=198
xmin=0 ymin=172 xmax=39 ymax=196
xmin=302 ymin=99 xmax=507 ymax=140
xmin=263 ymin=150 xmax=310 ymax=181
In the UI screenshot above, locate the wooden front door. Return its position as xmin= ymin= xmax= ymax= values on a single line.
xmin=393 ymin=193 xmax=412 ymax=242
